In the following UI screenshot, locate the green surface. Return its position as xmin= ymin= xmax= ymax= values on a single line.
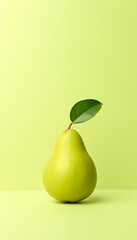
xmin=0 ymin=0 xmax=137 ymax=190
xmin=0 ymin=190 xmax=137 ymax=240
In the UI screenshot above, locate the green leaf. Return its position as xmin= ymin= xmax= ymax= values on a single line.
xmin=70 ymin=99 xmax=102 ymax=124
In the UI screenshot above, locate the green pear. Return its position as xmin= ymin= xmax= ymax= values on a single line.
xmin=43 ymin=129 xmax=97 ymax=202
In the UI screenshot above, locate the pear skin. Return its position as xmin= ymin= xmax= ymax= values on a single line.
xmin=43 ymin=129 xmax=97 ymax=202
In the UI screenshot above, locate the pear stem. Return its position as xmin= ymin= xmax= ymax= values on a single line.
xmin=66 ymin=122 xmax=72 ymax=131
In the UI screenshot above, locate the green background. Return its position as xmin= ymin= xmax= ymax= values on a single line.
xmin=0 ymin=0 xmax=137 ymax=190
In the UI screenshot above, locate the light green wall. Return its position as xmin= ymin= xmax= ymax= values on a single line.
xmin=0 ymin=0 xmax=137 ymax=190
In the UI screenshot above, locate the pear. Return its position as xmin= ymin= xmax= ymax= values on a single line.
xmin=43 ymin=129 xmax=97 ymax=202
